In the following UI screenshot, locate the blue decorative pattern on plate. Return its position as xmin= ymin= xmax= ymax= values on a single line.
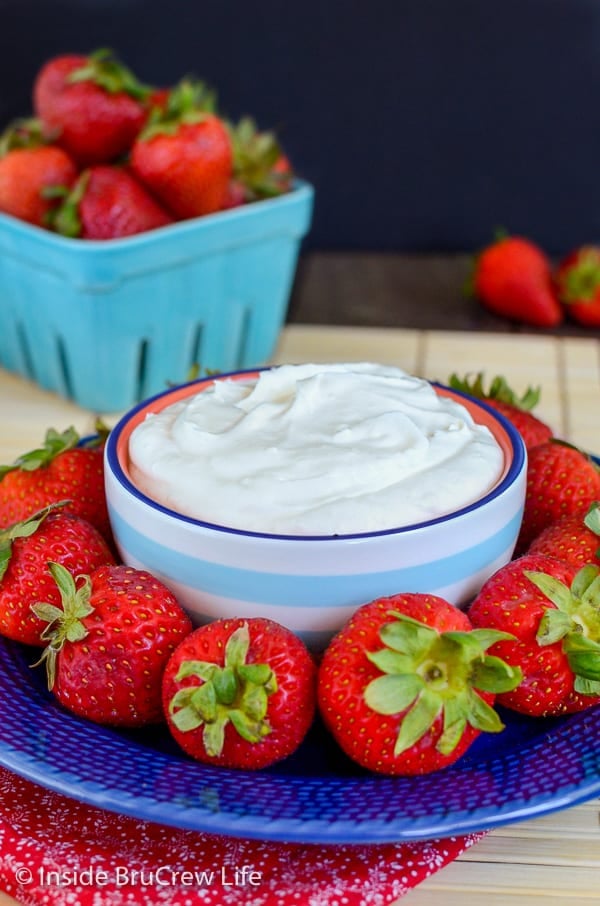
xmin=0 ymin=636 xmax=598 ymax=843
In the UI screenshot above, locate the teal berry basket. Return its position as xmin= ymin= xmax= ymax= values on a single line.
xmin=0 ymin=180 xmax=313 ymax=412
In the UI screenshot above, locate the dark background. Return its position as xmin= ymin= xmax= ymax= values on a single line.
xmin=2 ymin=0 xmax=599 ymax=254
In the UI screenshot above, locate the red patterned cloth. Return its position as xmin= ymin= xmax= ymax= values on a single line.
xmin=0 ymin=767 xmax=483 ymax=905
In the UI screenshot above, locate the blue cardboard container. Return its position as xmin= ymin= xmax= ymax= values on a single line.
xmin=0 ymin=181 xmax=313 ymax=412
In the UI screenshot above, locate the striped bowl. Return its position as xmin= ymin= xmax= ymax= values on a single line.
xmin=104 ymin=370 xmax=527 ymax=650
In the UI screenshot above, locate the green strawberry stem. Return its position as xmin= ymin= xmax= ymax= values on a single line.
xmin=31 ymin=561 xmax=94 ymax=690
xmin=0 ymin=118 xmax=47 ymax=156
xmin=227 ymin=116 xmax=291 ymax=201
xmin=584 ymin=501 xmax=600 ymax=560
xmin=0 ymin=424 xmax=107 ymax=481
xmin=167 ymin=622 xmax=278 ymax=757
xmin=0 ymin=502 xmax=71 ymax=581
xmin=48 ymin=171 xmax=90 ymax=238
xmin=363 ymin=611 xmax=522 ymax=756
xmin=0 ymin=427 xmax=79 ymax=480
xmin=68 ymin=48 xmax=152 ymax=102
xmin=560 ymin=248 xmax=600 ymax=304
xmin=448 ymin=372 xmax=541 ymax=411
xmin=525 ymin=566 xmax=600 ymax=694
xmin=139 ymin=78 xmax=217 ymax=140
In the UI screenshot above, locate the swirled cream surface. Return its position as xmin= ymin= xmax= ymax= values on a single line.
xmin=127 ymin=363 xmax=504 ymax=535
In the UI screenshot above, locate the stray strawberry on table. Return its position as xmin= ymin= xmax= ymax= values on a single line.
xmin=470 ymin=233 xmax=563 ymax=327
xmin=555 ymin=244 xmax=600 ymax=327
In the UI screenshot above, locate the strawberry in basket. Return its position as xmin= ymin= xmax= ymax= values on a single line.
xmin=48 ymin=164 xmax=173 ymax=239
xmin=0 ymin=118 xmax=77 ymax=226
xmin=33 ymin=48 xmax=152 ymax=166
xmin=131 ymin=78 xmax=233 ymax=219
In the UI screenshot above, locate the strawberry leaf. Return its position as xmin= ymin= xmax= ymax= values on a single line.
xmin=525 ymin=570 xmax=575 ymax=611
xmin=471 ymin=655 xmax=523 ymax=692
xmin=167 ymin=620 xmax=276 ymax=755
xmin=465 ymin=689 xmax=506 ymax=734
xmin=574 ymin=676 xmax=600 ymax=695
xmin=438 ymin=697 xmax=468 ymax=755
xmin=0 ymin=503 xmax=70 ymax=581
xmin=381 ymin=612 xmax=437 ymax=657
xmin=0 ymin=427 xmax=80 ymax=480
xmin=393 ymin=691 xmax=441 ymax=756
xmin=564 ymin=633 xmax=600 ymax=683
xmin=364 ymin=673 xmax=423 ymax=716
xmin=537 ymin=609 xmax=574 ymax=645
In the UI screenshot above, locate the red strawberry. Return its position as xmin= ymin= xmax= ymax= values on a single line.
xmin=224 ymin=116 xmax=294 ymax=208
xmin=555 ymin=245 xmax=600 ymax=326
xmin=448 ymin=372 xmax=553 ymax=450
xmin=34 ymin=562 xmax=193 ymax=727
xmin=0 ymin=505 xmax=114 ymax=646
xmin=131 ymin=79 xmax=233 ymax=219
xmin=468 ymin=554 xmax=600 ymax=716
xmin=317 ymin=594 xmax=521 ymax=776
xmin=33 ymin=49 xmax=151 ymax=166
xmin=471 ymin=234 xmax=563 ymax=328
xmin=162 ymin=617 xmax=316 ymax=770
xmin=528 ymin=501 xmax=600 ymax=567
xmin=516 ymin=441 xmax=600 ymax=552
xmin=50 ymin=165 xmax=173 ymax=239
xmin=0 ymin=426 xmax=112 ymax=543
xmin=0 ymin=119 xmax=78 ymax=226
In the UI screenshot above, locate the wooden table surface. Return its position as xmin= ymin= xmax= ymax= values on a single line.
xmin=0 ymin=318 xmax=599 ymax=905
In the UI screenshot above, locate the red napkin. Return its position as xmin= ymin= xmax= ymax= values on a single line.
xmin=0 ymin=767 xmax=483 ymax=905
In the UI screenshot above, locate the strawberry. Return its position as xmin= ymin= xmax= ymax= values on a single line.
xmin=0 ymin=505 xmax=114 ymax=646
xmin=516 ymin=440 xmax=600 ymax=552
xmin=528 ymin=501 xmax=600 ymax=567
xmin=131 ymin=79 xmax=233 ymax=219
xmin=0 ymin=119 xmax=78 ymax=226
xmin=33 ymin=562 xmax=193 ymax=727
xmin=448 ymin=372 xmax=553 ymax=450
xmin=49 ymin=165 xmax=173 ymax=239
xmin=162 ymin=617 xmax=317 ymax=769
xmin=224 ymin=116 xmax=294 ymax=207
xmin=0 ymin=426 xmax=112 ymax=543
xmin=471 ymin=234 xmax=563 ymax=328
xmin=468 ymin=553 xmax=600 ymax=716
xmin=555 ymin=245 xmax=600 ymax=326
xmin=317 ymin=594 xmax=521 ymax=776
xmin=33 ymin=49 xmax=151 ymax=166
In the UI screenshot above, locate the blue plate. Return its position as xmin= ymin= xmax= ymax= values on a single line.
xmin=0 ymin=635 xmax=598 ymax=843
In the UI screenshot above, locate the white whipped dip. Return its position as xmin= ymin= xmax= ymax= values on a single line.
xmin=127 ymin=363 xmax=504 ymax=535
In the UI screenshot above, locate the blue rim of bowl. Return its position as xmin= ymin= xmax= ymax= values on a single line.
xmin=105 ymin=370 xmax=527 ymax=542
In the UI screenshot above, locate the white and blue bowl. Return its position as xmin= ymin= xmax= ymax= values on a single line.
xmin=104 ymin=370 xmax=527 ymax=650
